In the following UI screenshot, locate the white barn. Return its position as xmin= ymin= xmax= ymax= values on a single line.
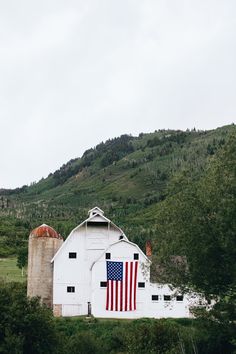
xmin=50 ymin=207 xmax=197 ymax=318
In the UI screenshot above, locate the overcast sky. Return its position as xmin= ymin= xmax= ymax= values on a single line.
xmin=0 ymin=0 xmax=235 ymax=188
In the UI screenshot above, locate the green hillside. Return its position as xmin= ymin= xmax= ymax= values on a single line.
xmin=0 ymin=124 xmax=235 ymax=256
xmin=1 ymin=123 xmax=236 ymax=352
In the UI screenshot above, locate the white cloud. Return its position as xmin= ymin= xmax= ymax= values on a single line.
xmin=0 ymin=0 xmax=235 ymax=188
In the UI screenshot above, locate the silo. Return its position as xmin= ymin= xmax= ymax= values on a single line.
xmin=27 ymin=224 xmax=63 ymax=308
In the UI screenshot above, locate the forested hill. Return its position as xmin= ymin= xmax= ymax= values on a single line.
xmin=0 ymin=124 xmax=235 ymax=256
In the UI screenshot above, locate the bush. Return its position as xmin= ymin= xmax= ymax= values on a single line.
xmin=66 ymin=332 xmax=101 ymax=354
xmin=0 ymin=282 xmax=58 ymax=354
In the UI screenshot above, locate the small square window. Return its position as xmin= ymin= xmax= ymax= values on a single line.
xmin=176 ymin=295 xmax=183 ymax=301
xmin=164 ymin=295 xmax=171 ymax=301
xmin=105 ymin=253 xmax=111 ymax=259
xmin=134 ymin=253 xmax=139 ymax=260
xmin=100 ymin=281 xmax=107 ymax=287
xmin=67 ymin=286 xmax=75 ymax=293
xmin=152 ymin=295 xmax=159 ymax=301
xmin=69 ymin=252 xmax=77 ymax=259
xmin=138 ymin=282 xmax=145 ymax=288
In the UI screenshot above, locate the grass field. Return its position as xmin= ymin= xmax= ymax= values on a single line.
xmin=0 ymin=257 xmax=26 ymax=283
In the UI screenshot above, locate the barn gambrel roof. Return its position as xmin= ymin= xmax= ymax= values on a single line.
xmin=90 ymin=238 xmax=151 ymax=270
xmin=51 ymin=208 xmax=127 ymax=263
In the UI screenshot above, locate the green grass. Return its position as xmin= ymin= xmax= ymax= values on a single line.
xmin=0 ymin=257 xmax=26 ymax=283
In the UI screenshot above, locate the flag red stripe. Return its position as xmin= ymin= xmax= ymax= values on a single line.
xmin=111 ymin=280 xmax=114 ymax=311
xmin=120 ymin=280 xmax=123 ymax=311
xmin=130 ymin=262 xmax=133 ymax=310
xmin=134 ymin=261 xmax=138 ymax=310
xmin=125 ymin=262 xmax=128 ymax=311
xmin=106 ymin=280 xmax=109 ymax=310
xmin=115 ymin=281 xmax=118 ymax=311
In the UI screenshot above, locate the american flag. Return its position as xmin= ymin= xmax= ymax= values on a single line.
xmin=106 ymin=261 xmax=138 ymax=311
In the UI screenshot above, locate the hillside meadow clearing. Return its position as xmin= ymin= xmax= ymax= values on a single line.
xmin=0 ymin=257 xmax=26 ymax=283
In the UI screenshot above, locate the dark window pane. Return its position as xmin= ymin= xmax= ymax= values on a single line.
xmin=152 ymin=295 xmax=159 ymax=301
xmin=69 ymin=252 xmax=77 ymax=258
xmin=138 ymin=282 xmax=145 ymax=288
xmin=87 ymin=221 xmax=108 ymax=227
xmin=67 ymin=286 xmax=75 ymax=293
xmin=164 ymin=295 xmax=171 ymax=301
xmin=176 ymin=295 xmax=183 ymax=301
xmin=100 ymin=281 xmax=107 ymax=287
xmin=105 ymin=253 xmax=111 ymax=259
xmin=134 ymin=253 xmax=139 ymax=260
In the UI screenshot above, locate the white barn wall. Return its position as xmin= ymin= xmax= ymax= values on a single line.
xmin=147 ymin=284 xmax=191 ymax=318
xmin=53 ymin=216 xmax=127 ymax=316
xmin=91 ymin=241 xmax=150 ymax=319
xmin=51 ymin=207 xmax=200 ymax=318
